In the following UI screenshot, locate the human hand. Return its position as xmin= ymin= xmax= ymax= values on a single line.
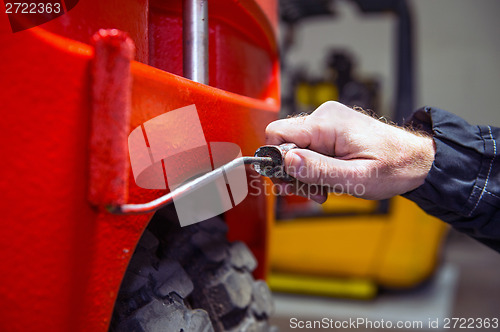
xmin=265 ymin=101 xmax=436 ymax=203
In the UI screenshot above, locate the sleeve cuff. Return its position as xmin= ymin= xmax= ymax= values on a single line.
xmin=401 ymin=107 xmax=490 ymax=222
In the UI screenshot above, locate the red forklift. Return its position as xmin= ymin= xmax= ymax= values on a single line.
xmin=0 ymin=0 xmax=279 ymax=330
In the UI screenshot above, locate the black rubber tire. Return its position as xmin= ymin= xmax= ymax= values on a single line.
xmin=110 ymin=206 xmax=276 ymax=332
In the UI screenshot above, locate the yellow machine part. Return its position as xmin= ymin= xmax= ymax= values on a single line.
xmin=296 ymin=82 xmax=339 ymax=110
xmin=321 ymin=194 xmax=378 ymax=214
xmin=269 ymin=195 xmax=448 ymax=291
xmin=268 ymin=272 xmax=377 ymax=299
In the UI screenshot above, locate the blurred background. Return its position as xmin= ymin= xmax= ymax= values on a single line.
xmin=269 ymin=0 xmax=500 ymax=330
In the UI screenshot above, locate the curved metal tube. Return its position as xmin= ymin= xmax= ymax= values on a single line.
xmin=107 ymin=157 xmax=272 ymax=215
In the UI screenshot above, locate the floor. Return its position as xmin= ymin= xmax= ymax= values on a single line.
xmin=270 ymin=229 xmax=500 ymax=331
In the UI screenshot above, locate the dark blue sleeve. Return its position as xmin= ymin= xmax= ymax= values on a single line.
xmin=402 ymin=107 xmax=500 ymax=252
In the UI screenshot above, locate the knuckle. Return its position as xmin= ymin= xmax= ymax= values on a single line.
xmin=319 ymin=100 xmax=339 ymax=109
xmin=313 ymin=101 xmax=335 ymax=117
xmin=314 ymin=101 xmax=343 ymax=115
xmin=264 ymin=120 xmax=281 ymax=135
xmin=265 ymin=119 xmax=289 ymax=143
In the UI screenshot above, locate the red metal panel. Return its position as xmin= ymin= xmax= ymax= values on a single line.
xmin=149 ymin=0 xmax=279 ymax=99
xmin=41 ymin=0 xmax=150 ymax=63
xmin=0 ymin=27 xmax=99 ymax=331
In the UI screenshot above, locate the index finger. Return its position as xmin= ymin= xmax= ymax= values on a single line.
xmin=265 ymin=117 xmax=313 ymax=147
xmin=265 ymin=116 xmax=334 ymax=156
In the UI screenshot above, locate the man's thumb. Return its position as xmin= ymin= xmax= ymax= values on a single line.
xmin=284 ymin=149 xmax=360 ymax=187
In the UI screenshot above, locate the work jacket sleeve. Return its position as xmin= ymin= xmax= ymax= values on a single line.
xmin=402 ymin=106 xmax=500 ymax=252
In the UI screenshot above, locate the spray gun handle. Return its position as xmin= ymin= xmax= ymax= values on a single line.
xmin=253 ymin=143 xmax=298 ymax=181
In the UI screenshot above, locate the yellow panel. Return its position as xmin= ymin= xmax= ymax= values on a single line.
xmin=322 ymin=193 xmax=378 ymax=214
xmin=375 ymin=197 xmax=448 ymax=288
xmin=270 ymin=215 xmax=388 ymax=277
xmin=295 ymin=83 xmax=311 ymax=107
xmin=269 ymin=272 xmax=377 ymax=299
xmin=312 ymin=82 xmax=338 ymax=107
xmin=270 ymin=196 xmax=448 ymax=290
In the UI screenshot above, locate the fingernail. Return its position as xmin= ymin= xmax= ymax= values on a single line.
xmin=286 ymin=152 xmax=303 ymax=176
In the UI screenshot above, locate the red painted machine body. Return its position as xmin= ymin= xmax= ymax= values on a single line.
xmin=0 ymin=1 xmax=279 ymax=331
